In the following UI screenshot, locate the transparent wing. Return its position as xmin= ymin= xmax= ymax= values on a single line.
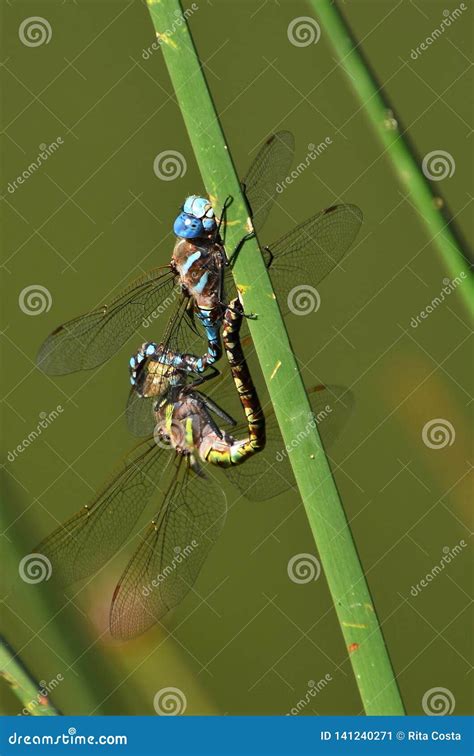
xmin=35 ymin=437 xmax=173 ymax=586
xmin=225 ymin=385 xmax=354 ymax=501
xmin=125 ymin=390 xmax=156 ymax=437
xmin=267 ymin=204 xmax=363 ymax=314
xmin=36 ymin=268 xmax=181 ymax=375
xmin=224 ymin=131 xmax=295 ymax=296
xmin=109 ymin=462 xmax=227 ymax=639
xmin=243 ymin=131 xmax=294 ymax=232
xmin=124 ymin=298 xmax=211 ymax=437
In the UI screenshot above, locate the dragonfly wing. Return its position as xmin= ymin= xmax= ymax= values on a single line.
xmin=125 ymin=298 xmax=207 ymax=437
xmin=268 ymin=204 xmax=363 ymax=314
xmin=243 ymin=131 xmax=295 ymax=232
xmin=225 ymin=385 xmax=354 ymax=501
xmin=35 ymin=438 xmax=172 ymax=586
xmin=109 ymin=464 xmax=227 ymax=639
xmin=36 ymin=268 xmax=179 ymax=375
xmin=125 ymin=389 xmax=156 ymax=437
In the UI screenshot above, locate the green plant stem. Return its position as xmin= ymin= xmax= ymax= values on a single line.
xmin=146 ymin=0 xmax=405 ymax=715
xmin=0 ymin=635 xmax=60 ymax=716
xmin=313 ymin=0 xmax=473 ymax=314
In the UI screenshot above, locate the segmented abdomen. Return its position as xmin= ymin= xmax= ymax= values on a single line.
xmin=206 ymin=297 xmax=266 ymax=466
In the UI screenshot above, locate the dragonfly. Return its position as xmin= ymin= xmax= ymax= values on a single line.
xmin=36 ymin=132 xmax=363 ymax=383
xmin=35 ymin=296 xmax=264 ymax=639
xmin=34 ymin=297 xmax=353 ymax=640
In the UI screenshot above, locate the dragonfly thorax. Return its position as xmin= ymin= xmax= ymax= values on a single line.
xmin=154 ymin=393 xmax=226 ymax=458
xmin=172 ymin=237 xmax=224 ymax=311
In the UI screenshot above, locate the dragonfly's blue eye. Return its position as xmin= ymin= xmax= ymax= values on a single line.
xmin=183 ymin=195 xmax=213 ymax=220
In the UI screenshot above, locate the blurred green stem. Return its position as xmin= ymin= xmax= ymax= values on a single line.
xmin=145 ymin=0 xmax=405 ymax=715
xmin=0 ymin=635 xmax=60 ymax=716
xmin=314 ymin=0 xmax=473 ymax=314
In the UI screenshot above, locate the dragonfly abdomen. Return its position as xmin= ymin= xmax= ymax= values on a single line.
xmin=204 ymin=297 xmax=266 ymax=467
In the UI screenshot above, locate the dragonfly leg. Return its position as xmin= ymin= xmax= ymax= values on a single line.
xmin=194 ymin=390 xmax=237 ymax=427
xmin=263 ymin=245 xmax=274 ymax=269
xmin=194 ymin=393 xmax=225 ymax=439
xmin=213 ymin=195 xmax=233 ymax=245
xmin=218 ymin=299 xmax=257 ymax=321
xmin=227 ymin=231 xmax=255 ymax=268
xmin=189 ymin=364 xmax=220 ymax=389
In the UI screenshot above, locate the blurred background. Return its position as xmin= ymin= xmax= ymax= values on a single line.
xmin=1 ymin=0 xmax=472 ymax=716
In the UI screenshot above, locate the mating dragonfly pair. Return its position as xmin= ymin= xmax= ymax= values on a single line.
xmin=35 ymin=132 xmax=362 ymax=640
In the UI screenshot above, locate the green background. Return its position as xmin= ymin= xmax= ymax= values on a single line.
xmin=1 ymin=0 xmax=472 ymax=716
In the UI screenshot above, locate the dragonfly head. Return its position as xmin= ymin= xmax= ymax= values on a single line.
xmin=173 ymin=195 xmax=216 ymax=239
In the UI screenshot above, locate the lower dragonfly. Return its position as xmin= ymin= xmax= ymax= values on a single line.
xmin=35 ymin=296 xmax=264 ymax=639
xmin=34 ymin=298 xmax=353 ymax=640
xmin=36 ymin=132 xmax=363 ymax=389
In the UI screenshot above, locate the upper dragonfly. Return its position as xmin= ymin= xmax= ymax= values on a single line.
xmin=36 ymin=132 xmax=363 ymax=378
